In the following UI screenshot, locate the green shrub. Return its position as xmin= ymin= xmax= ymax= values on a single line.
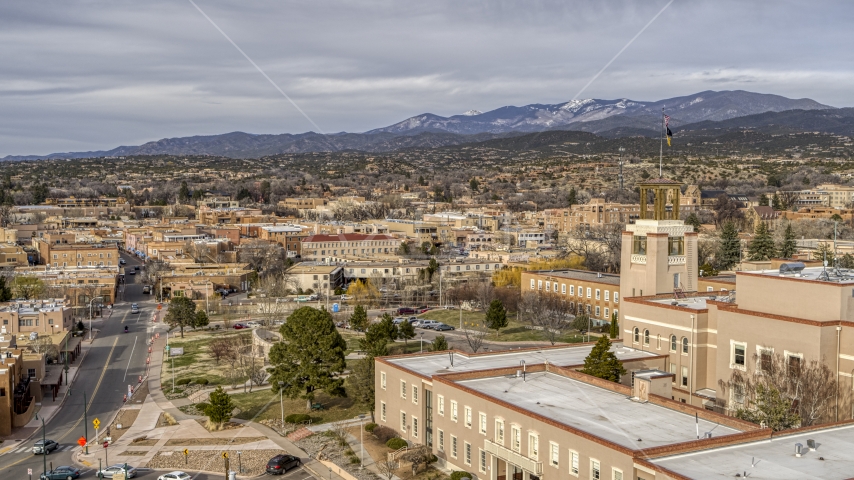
xmin=285 ymin=413 xmax=311 ymax=424
xmin=386 ymin=438 xmax=408 ymax=450
xmin=344 ymin=448 xmax=355 ymax=456
xmin=196 ymin=378 xmax=209 ymax=385
xmin=176 ymin=378 xmax=192 ymax=386
xmin=349 ymin=457 xmax=361 ymax=464
xmin=195 ymin=402 xmax=210 ymax=412
xmin=451 ymin=472 xmax=473 ymax=480
xmin=365 ymin=423 xmax=378 ymax=432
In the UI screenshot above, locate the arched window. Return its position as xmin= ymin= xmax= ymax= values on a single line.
xmin=670 ymin=335 xmax=677 ymax=352
xmin=643 ymin=329 xmax=650 ymax=346
xmin=633 ymin=328 xmax=640 ymax=343
xmin=682 ymin=337 xmax=689 ymax=354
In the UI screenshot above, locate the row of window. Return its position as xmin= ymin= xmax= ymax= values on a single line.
xmin=52 ymin=253 xmax=112 ymax=258
xmin=632 ymin=328 xmax=690 ymax=355
xmin=52 ymin=262 xmax=113 ymax=267
xmin=530 ymin=280 xmax=618 ymax=303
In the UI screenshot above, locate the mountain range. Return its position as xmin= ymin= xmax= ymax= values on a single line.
xmin=2 ymin=90 xmax=841 ymax=160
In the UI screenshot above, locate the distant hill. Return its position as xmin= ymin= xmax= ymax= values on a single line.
xmin=1 ymin=90 xmax=839 ymax=160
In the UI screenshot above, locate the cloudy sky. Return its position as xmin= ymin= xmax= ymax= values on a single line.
xmin=2 ymin=0 xmax=853 ymax=156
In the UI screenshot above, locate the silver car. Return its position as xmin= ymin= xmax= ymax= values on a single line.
xmin=98 ymin=464 xmax=138 ymax=478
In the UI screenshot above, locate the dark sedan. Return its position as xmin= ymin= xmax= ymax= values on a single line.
xmin=40 ymin=466 xmax=80 ymax=479
xmin=32 ymin=439 xmax=58 ymax=455
xmin=433 ymin=323 xmax=455 ymax=331
xmin=266 ymin=454 xmax=301 ymax=474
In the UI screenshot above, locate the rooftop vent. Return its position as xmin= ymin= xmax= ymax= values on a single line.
xmin=779 ymin=262 xmax=805 ymax=275
xmin=795 ymin=442 xmax=804 ymax=457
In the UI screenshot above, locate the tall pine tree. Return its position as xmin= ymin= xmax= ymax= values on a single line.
xmin=716 ymin=221 xmax=741 ymax=270
xmin=777 ymin=222 xmax=797 ymax=259
xmin=608 ymin=312 xmax=619 ymax=339
xmin=485 ymin=299 xmax=508 ymax=334
xmin=747 ymin=222 xmax=776 ymax=261
xmin=580 ymin=336 xmax=626 ymax=382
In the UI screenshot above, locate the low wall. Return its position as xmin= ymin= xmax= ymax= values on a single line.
xmin=12 ymin=397 xmax=35 ymax=428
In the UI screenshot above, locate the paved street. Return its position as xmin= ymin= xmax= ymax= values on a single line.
xmin=0 ymin=253 xmax=156 ymax=479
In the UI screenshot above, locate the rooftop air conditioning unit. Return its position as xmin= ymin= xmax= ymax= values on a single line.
xmin=779 ymin=262 xmax=806 ymax=275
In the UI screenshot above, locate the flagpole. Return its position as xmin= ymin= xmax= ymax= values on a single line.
xmin=658 ymin=107 xmax=664 ymax=178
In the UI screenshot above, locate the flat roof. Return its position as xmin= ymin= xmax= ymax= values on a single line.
xmin=647 ymin=295 xmax=719 ymax=310
xmin=528 ymin=269 xmax=620 ymax=286
xmin=741 ymin=266 xmax=854 ymax=285
xmin=652 ymin=423 xmax=854 ymax=479
xmin=458 ymin=371 xmax=741 ymax=450
xmin=386 ymin=344 xmax=659 ymax=378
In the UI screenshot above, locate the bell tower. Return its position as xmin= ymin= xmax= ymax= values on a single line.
xmin=621 ymin=178 xmax=697 ymax=298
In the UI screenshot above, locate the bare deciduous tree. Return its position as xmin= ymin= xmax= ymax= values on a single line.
xmin=376 ymin=460 xmax=399 ymax=480
xmin=461 ymin=318 xmax=489 ymax=353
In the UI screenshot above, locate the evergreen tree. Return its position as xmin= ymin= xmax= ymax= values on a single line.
xmin=580 ymin=336 xmax=626 ymax=382
xmin=816 ymin=242 xmax=835 ymax=266
xmin=30 ymin=183 xmax=49 ymax=204
xmin=398 ymin=320 xmax=416 ymax=348
xmin=777 ymin=222 xmax=797 ymax=259
xmin=469 ymin=178 xmax=480 ymax=192
xmin=735 ymin=384 xmax=800 ymax=432
xmin=349 ymin=305 xmax=369 ymax=332
xmin=716 ymin=221 xmax=741 ymax=270
xmin=484 ymin=299 xmax=508 ymax=334
xmin=178 ymin=181 xmax=190 ymax=202
xmin=608 ymin=312 xmax=619 ymax=339
xmin=684 ymin=213 xmax=701 ymax=232
xmin=0 ymin=276 xmax=12 ymax=302
xmin=348 ymin=357 xmax=377 ymax=421
xmin=431 ymin=335 xmax=449 ymax=352
xmin=269 ymin=307 xmax=347 ymax=411
xmin=771 ymin=193 xmax=782 ymax=210
xmin=747 ymin=222 xmax=776 ymax=261
xmin=163 ymin=296 xmax=197 ymax=338
xmin=758 ymin=193 xmax=769 ymax=206
xmin=567 ymin=187 xmax=578 ymax=207
xmin=207 ymin=386 xmax=234 ymax=426
xmin=193 ymin=310 xmax=209 ymax=329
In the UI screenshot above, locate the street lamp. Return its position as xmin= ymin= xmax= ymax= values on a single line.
xmin=88 ymin=296 xmax=103 ymax=341
xmin=279 ymin=381 xmax=285 ymax=429
xmin=420 ymin=332 xmax=424 ymax=353
xmin=355 ymin=414 xmax=367 ymax=469
xmin=70 ymin=388 xmax=90 ymax=454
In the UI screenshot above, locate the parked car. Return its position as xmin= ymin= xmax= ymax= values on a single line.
xmin=266 ymin=454 xmax=302 ymax=475
xmin=127 ymin=270 xmax=136 ymax=275
xmin=340 ymin=294 xmax=352 ymax=301
xmin=434 ymin=323 xmax=455 ymax=331
xmin=417 ymin=306 xmax=429 ymax=313
xmin=134 ymin=265 xmax=140 ymax=270
xmin=414 ymin=320 xmax=439 ymax=329
xmin=233 ymin=323 xmax=248 ymax=329
xmin=157 ymin=472 xmax=192 ymax=480
xmin=408 ymin=317 xmax=419 ymax=323
xmin=32 ymin=439 xmax=58 ymax=455
xmin=39 ymin=466 xmax=80 ymax=479
xmin=397 ymin=307 xmax=416 ymax=315
xmin=98 ymin=464 xmax=139 ymax=478
xmin=245 ymin=321 xmax=261 ymax=328
xmin=392 ymin=317 xmax=407 ymax=325
xmin=142 ymin=286 xmax=151 ymax=294
xmin=119 ymin=259 xmax=126 ymax=265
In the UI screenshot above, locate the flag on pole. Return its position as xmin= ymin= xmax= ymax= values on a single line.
xmin=664 ymin=114 xmax=673 ymax=146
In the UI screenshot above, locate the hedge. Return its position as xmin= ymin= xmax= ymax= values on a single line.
xmin=372 ymin=426 xmax=398 ymax=443
xmin=451 ymin=472 xmax=474 ymax=480
xmin=285 ymin=413 xmax=312 ymax=424
xmin=386 ymin=438 xmax=408 ymax=450
xmin=364 ymin=423 xmax=378 ymax=432
xmin=195 ymin=402 xmax=210 ymax=414
xmin=176 ymin=378 xmax=192 ymax=386
xmin=196 ymin=378 xmax=209 ymax=385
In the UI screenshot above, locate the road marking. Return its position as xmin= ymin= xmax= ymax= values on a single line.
xmin=124 ymin=335 xmax=137 ymax=382
xmin=56 ymin=336 xmax=119 ymax=443
xmin=120 ymin=309 xmax=130 ymax=324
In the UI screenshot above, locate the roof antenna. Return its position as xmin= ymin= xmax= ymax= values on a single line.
xmin=521 ymin=360 xmax=526 ymax=382
xmin=448 ymin=351 xmax=454 ymax=367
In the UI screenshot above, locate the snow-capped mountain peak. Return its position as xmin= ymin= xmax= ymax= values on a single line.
xmin=463 ymin=110 xmax=482 ymax=116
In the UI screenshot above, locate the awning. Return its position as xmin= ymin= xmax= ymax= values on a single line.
xmin=42 ymin=365 xmax=63 ymax=386
xmin=695 ymin=388 xmax=717 ymax=400
xmin=61 ymin=336 xmax=81 ymax=353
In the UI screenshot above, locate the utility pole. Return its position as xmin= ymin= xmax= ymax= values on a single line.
xmin=618 ymin=147 xmax=626 ymax=190
xmin=83 ymin=390 xmax=89 ymax=454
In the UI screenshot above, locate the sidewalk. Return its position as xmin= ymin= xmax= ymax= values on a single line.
xmin=251 ymin=421 xmax=358 ymax=480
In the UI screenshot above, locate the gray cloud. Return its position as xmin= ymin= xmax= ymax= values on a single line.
xmin=1 ymin=0 xmax=853 ymax=156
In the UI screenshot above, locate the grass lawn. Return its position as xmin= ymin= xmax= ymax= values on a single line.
xmin=161 ymin=328 xmax=253 ymax=386
xmin=229 ymin=389 xmax=370 ymax=424
xmin=420 ymin=309 xmax=591 ymax=344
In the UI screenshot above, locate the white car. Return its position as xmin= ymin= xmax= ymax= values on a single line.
xmin=158 ymin=472 xmax=191 ymax=480
xmin=245 ymin=321 xmax=261 ymax=328
xmin=98 ymin=464 xmax=138 ymax=478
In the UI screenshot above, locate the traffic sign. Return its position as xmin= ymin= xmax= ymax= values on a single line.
xmin=166 ymin=345 xmax=171 ymax=352
xmin=183 ymin=449 xmax=189 ymax=455
xmin=93 ymin=418 xmax=101 ymax=429
xmin=157 ymin=304 xmax=162 ymax=310
xmin=77 ymin=437 xmax=86 ymax=447
xmin=103 ymin=441 xmax=109 ymax=449
xmin=27 ymin=469 xmax=32 ymax=475
xmin=222 ymin=452 xmax=228 ymax=459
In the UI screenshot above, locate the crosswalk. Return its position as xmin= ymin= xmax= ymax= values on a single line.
xmin=5 ymin=444 xmax=77 ymax=455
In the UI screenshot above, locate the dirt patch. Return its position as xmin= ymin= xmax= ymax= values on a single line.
xmin=103 ymin=409 xmax=141 ymax=443
xmin=164 ymin=437 xmax=267 ymax=446
xmin=129 ymin=436 xmax=158 ymax=447
xmin=147 ymin=448 xmax=284 ymax=476
xmin=117 ymin=450 xmax=148 ymax=456
xmin=129 ymin=377 xmax=150 ymax=404
xmin=193 ymin=418 xmax=245 ymax=431
xmin=156 ymin=412 xmax=180 ymax=427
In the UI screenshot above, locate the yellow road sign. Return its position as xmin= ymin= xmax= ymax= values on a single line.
xmin=183 ymin=449 xmax=189 ymax=456
xmin=222 ymin=452 xmax=228 ymax=459
xmin=93 ymin=418 xmax=101 ymax=428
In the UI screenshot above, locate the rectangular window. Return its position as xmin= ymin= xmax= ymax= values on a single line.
xmin=495 ymin=420 xmax=504 ymax=444
xmin=412 ymin=416 xmax=419 ymax=437
xmin=550 ymin=442 xmax=559 ymax=467
xmin=614 ymin=292 xmax=618 ymax=303
xmin=401 ymin=381 xmax=407 ymax=399
xmin=451 ymin=401 xmax=458 ymax=421
xmin=511 ymin=426 xmax=521 ymax=452
xmin=451 ymin=436 xmax=458 ymax=458
xmin=531 ymin=279 xmax=535 ymax=290
xmin=591 ymin=460 xmax=601 ymax=480
xmin=438 ymin=395 xmax=445 ymax=416
xmin=682 ymin=366 xmax=689 ymax=387
xmin=528 ymin=433 xmax=538 ymax=459
xmin=586 ymin=287 xmax=591 ymax=298
xmin=604 ymin=290 xmax=610 ymax=302
xmin=604 ymin=308 xmax=609 ymax=320
xmin=759 ymin=349 xmax=773 ymax=373
xmin=570 ymin=450 xmax=579 ymax=475
xmin=561 ymin=284 xmax=566 ymax=294
xmin=381 ymin=372 xmax=386 ymax=390
xmin=545 ymin=282 xmax=550 ymax=292
xmin=464 ymin=442 xmax=471 ymax=465
xmin=538 ymin=280 xmax=542 ymax=290
xmin=595 ymin=289 xmax=600 ymax=300
xmin=612 ymin=468 xmax=623 ymax=480
xmin=733 ymin=343 xmax=746 ymax=368
xmin=401 ymin=412 xmax=407 ymax=432
xmin=465 ymin=406 xmax=472 ymax=427
xmin=595 ymin=306 xmax=601 ymax=317
xmin=479 ymin=449 xmax=487 ymax=473
xmin=570 ymin=285 xmax=575 ymax=295
xmin=438 ymin=430 xmax=445 ymax=451
xmin=381 ymin=402 xmax=386 ymax=421
xmin=479 ymin=412 xmax=487 ymax=435
xmin=413 ymin=385 xmax=418 ymax=404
